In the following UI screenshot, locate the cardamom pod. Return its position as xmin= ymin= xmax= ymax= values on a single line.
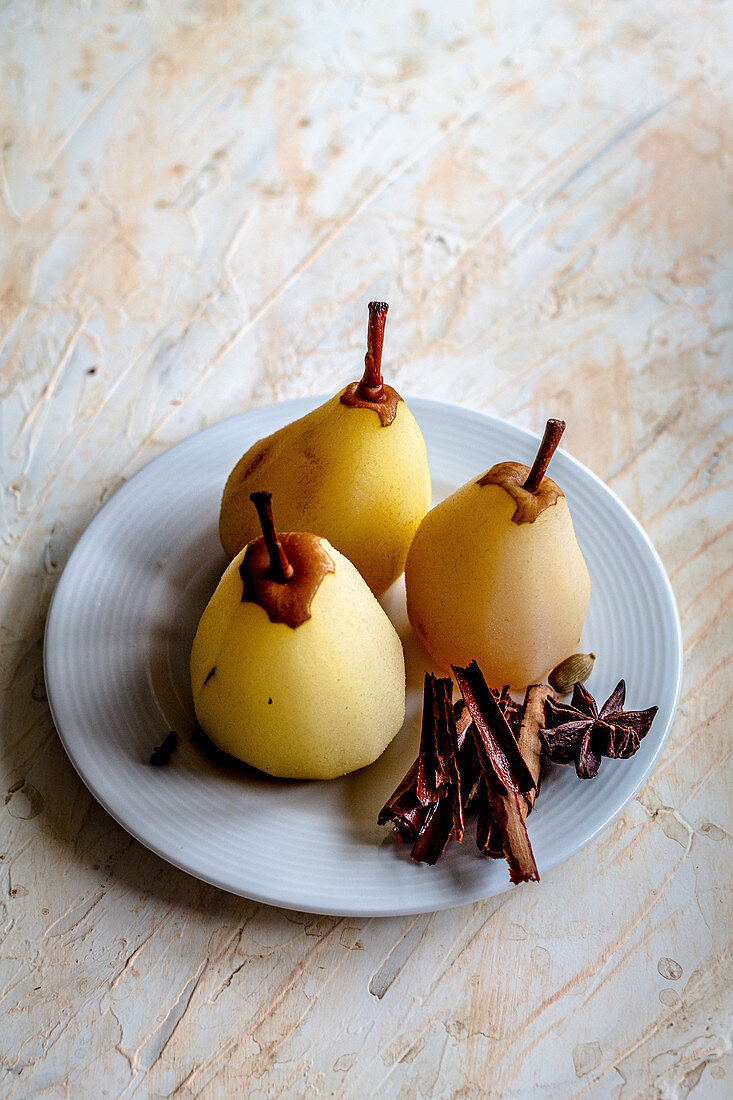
xmin=548 ymin=652 xmax=596 ymax=694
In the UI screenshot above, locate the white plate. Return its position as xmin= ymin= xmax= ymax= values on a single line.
xmin=44 ymin=398 xmax=682 ymax=916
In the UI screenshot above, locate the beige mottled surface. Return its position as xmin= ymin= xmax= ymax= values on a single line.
xmin=1 ymin=2 xmax=732 ymax=1097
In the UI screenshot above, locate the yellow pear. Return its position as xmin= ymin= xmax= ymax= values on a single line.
xmin=219 ymin=302 xmax=431 ymax=594
xmin=192 ymin=492 xmax=405 ymax=780
xmin=405 ymin=420 xmax=591 ymax=689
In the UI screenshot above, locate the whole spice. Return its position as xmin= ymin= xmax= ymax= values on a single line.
xmin=377 ymin=674 xmax=465 ymax=864
xmin=380 ymin=662 xmax=660 ymax=884
xmin=409 ymin=798 xmax=454 ymax=865
xmin=541 ymin=680 xmax=658 ymax=779
xmin=548 ymin=652 xmax=596 ymax=694
xmin=452 ymin=661 xmax=536 ymax=797
xmin=437 ymin=678 xmax=464 ymax=843
xmin=453 ymin=662 xmax=539 ymax=884
xmin=479 ymin=683 xmax=550 ymax=861
xmin=149 ymin=730 xmax=178 ymax=766
xmin=409 ymin=676 xmax=464 ymax=864
xmin=416 ymin=674 xmax=449 ymax=805
xmin=482 ymin=785 xmax=538 ymax=884
xmin=379 ymin=670 xmax=544 ymax=881
xmin=515 ymin=683 xmax=553 ymax=809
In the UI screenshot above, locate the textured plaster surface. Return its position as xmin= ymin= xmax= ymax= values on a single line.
xmin=1 ymin=2 xmax=731 ymax=1097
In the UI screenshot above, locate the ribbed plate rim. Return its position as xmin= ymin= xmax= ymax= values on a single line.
xmin=44 ymin=397 xmax=683 ymax=916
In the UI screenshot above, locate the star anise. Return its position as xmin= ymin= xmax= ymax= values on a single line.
xmin=540 ymin=680 xmax=658 ymax=780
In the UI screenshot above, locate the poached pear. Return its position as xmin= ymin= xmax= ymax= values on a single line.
xmin=219 ymin=302 xmax=431 ymax=594
xmin=405 ymin=420 xmax=591 ymax=689
xmin=191 ymin=492 xmax=405 ymax=780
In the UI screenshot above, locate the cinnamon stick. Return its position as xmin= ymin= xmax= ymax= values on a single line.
xmin=436 ymin=677 xmax=464 ymax=843
xmin=517 ymin=683 xmax=553 ymax=810
xmin=452 ymin=662 xmax=536 ymax=796
xmin=416 ymin=674 xmax=449 ymax=806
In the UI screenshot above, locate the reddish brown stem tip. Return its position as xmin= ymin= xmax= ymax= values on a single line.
xmin=249 ymin=492 xmax=294 ymax=583
xmin=522 ymin=419 xmax=566 ymax=494
xmin=356 ymin=301 xmax=389 ymax=401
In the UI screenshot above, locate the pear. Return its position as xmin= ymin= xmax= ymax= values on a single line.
xmin=404 ymin=420 xmax=591 ymax=689
xmin=191 ymin=492 xmax=406 ymax=780
xmin=219 ymin=302 xmax=431 ymax=594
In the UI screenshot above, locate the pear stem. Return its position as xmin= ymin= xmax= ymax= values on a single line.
xmin=522 ymin=419 xmax=566 ymax=493
xmin=250 ymin=492 xmax=294 ymax=582
xmin=356 ymin=301 xmax=389 ymax=401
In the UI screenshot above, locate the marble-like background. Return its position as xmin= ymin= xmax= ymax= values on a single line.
xmin=1 ymin=2 xmax=731 ymax=1096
